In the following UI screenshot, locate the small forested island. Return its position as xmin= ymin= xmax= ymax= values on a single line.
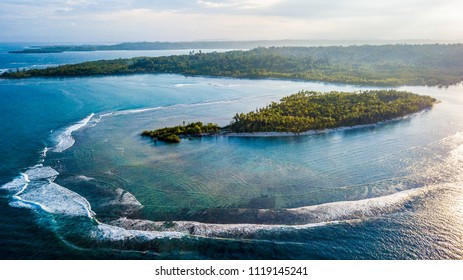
xmin=141 ymin=122 xmax=220 ymax=143
xmin=228 ymin=90 xmax=436 ymax=133
xmin=3 ymin=44 xmax=463 ymax=86
xmin=142 ymin=90 xmax=436 ymax=143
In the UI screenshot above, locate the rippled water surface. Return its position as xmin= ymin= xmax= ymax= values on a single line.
xmin=1 ymin=44 xmax=463 ymax=259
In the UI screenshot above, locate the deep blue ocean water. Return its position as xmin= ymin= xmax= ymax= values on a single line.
xmin=1 ymin=44 xmax=463 ymax=259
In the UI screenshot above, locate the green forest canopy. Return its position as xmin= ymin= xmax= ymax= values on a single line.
xmin=142 ymin=90 xmax=436 ymax=143
xmin=228 ymin=90 xmax=436 ymax=133
xmin=3 ymin=44 xmax=463 ymax=86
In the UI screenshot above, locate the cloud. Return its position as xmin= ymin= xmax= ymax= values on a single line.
xmin=0 ymin=0 xmax=462 ymax=42
xmin=197 ymin=0 xmax=282 ymax=9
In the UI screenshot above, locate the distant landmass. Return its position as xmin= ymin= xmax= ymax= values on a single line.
xmin=3 ymin=44 xmax=463 ymax=86
xmin=8 ymin=40 xmax=340 ymax=53
xmin=8 ymin=39 xmax=445 ymax=53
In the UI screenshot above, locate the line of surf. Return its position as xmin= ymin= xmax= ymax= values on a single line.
xmin=107 ymin=183 xmax=441 ymax=238
xmin=1 ymin=164 xmax=95 ymax=218
xmin=0 ymin=164 xmax=185 ymax=242
xmin=52 ymin=113 xmax=94 ymax=153
xmin=90 ymin=96 xmax=272 ymax=127
xmin=0 ymin=162 xmax=436 ymax=242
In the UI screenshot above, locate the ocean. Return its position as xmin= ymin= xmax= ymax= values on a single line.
xmin=1 ymin=43 xmax=463 ymax=259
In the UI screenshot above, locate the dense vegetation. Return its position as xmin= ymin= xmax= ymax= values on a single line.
xmin=229 ymin=90 xmax=436 ymax=133
xmin=3 ymin=45 xmax=463 ymax=86
xmin=141 ymin=122 xmax=220 ymax=143
xmin=141 ymin=91 xmax=436 ymax=144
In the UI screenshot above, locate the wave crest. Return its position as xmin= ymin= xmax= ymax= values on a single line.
xmin=52 ymin=113 xmax=94 ymax=153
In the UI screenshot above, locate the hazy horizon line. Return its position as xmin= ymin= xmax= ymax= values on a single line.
xmin=3 ymin=39 xmax=463 ymax=46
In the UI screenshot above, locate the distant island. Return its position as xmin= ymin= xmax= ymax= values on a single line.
xmin=8 ymin=40 xmax=429 ymax=54
xmin=141 ymin=90 xmax=436 ymax=143
xmin=9 ymin=40 xmax=277 ymax=53
xmin=3 ymin=44 xmax=463 ymax=86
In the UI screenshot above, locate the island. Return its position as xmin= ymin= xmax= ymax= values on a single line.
xmin=3 ymin=44 xmax=463 ymax=86
xmin=141 ymin=122 xmax=220 ymax=143
xmin=141 ymin=90 xmax=437 ymax=143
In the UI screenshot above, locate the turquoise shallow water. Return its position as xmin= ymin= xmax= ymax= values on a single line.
xmin=2 ymin=44 xmax=463 ymax=259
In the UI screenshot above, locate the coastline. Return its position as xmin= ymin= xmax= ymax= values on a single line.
xmin=222 ymin=107 xmax=433 ymax=138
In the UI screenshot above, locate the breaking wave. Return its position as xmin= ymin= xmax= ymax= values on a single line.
xmin=2 ymin=164 xmax=94 ymax=218
xmin=107 ymin=183 xmax=442 ymax=238
xmin=174 ymin=83 xmax=196 ymax=87
xmin=3 ymin=163 xmax=439 ymax=240
xmin=90 ymin=98 xmax=255 ymax=126
xmin=0 ymin=164 xmax=184 ymax=242
xmin=52 ymin=113 xmax=94 ymax=152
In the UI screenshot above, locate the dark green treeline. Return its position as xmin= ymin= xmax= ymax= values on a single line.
xmin=229 ymin=90 xmax=436 ymax=133
xmin=3 ymin=45 xmax=463 ymax=86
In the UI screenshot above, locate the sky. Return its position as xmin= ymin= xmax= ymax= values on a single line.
xmin=0 ymin=0 xmax=462 ymax=43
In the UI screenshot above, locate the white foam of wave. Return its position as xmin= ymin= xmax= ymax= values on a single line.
xmin=40 ymin=147 xmax=50 ymax=158
xmin=174 ymin=83 xmax=196 ymax=87
xmin=91 ymin=107 xmax=165 ymax=125
xmin=109 ymin=217 xmax=354 ymax=238
xmin=1 ymin=164 xmax=95 ymax=218
xmin=17 ymin=181 xmax=96 ymax=218
xmin=100 ymin=188 xmax=142 ymax=208
xmin=92 ymin=223 xmax=185 ymax=241
xmin=74 ymin=175 xmax=95 ymax=181
xmin=14 ymin=176 xmax=29 ymax=196
xmin=91 ymin=101 xmax=231 ymax=125
xmin=451 ymin=144 xmax=463 ymax=162
xmin=175 ymin=82 xmax=240 ymax=88
xmin=93 ymin=94 xmax=274 ymax=124
xmin=87 ymin=93 xmax=286 ymax=131
xmin=109 ymin=186 xmax=448 ymax=241
xmin=2 ymin=165 xmax=180 ymax=243
xmin=1 ymin=162 xmax=178 ymax=243
xmin=104 ymin=184 xmax=443 ymax=239
xmin=25 ymin=165 xmax=59 ymax=180
xmin=0 ymin=165 xmax=58 ymax=195
xmin=287 ymin=185 xmax=432 ymax=222
xmin=52 ymin=113 xmax=94 ymax=153
xmin=1 ymin=173 xmax=29 ymax=193
xmin=8 ymin=200 xmax=36 ymax=211
xmin=207 ymin=82 xmax=241 ymax=87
